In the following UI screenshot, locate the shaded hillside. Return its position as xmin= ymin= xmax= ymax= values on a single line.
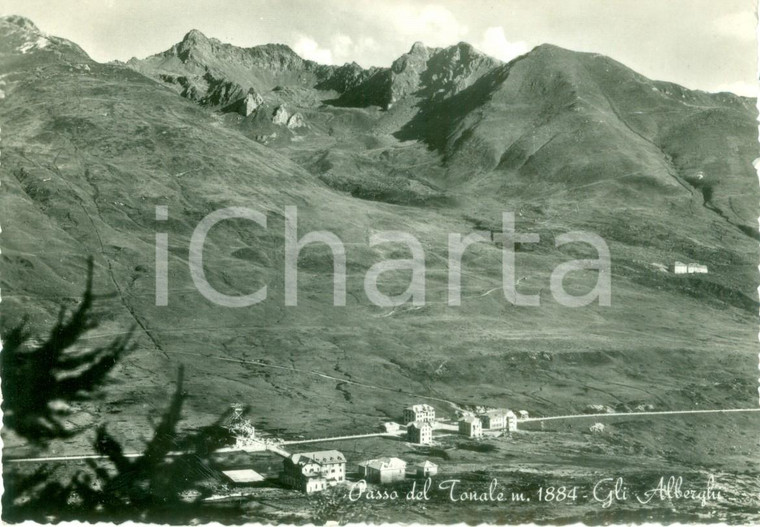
xmin=396 ymin=45 xmax=757 ymax=230
xmin=1 ymin=14 xmax=758 ymax=468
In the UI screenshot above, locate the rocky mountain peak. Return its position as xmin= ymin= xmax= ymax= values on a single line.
xmin=183 ymin=28 xmax=209 ymax=43
xmin=383 ymin=40 xmax=501 ymax=106
xmin=2 ymin=15 xmax=40 ymax=32
xmin=0 ymin=14 xmax=89 ymax=60
xmin=434 ymin=41 xmax=494 ymax=70
xmin=391 ymin=43 xmax=429 ymax=74
xmin=409 ymin=41 xmax=428 ymax=55
xmin=174 ymin=28 xmax=213 ymax=62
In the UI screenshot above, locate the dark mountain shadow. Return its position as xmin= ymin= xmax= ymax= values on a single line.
xmin=393 ymin=64 xmax=513 ymax=153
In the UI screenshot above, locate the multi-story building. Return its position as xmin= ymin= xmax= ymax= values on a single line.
xmin=281 ymin=450 xmax=346 ymax=494
xmin=459 ymin=416 xmax=483 ymax=438
xmin=407 ymin=421 xmax=433 ymax=445
xmin=480 ymin=410 xmax=507 ymax=430
xmin=403 ymin=404 xmax=436 ymax=424
xmin=479 ymin=409 xmax=519 ymax=431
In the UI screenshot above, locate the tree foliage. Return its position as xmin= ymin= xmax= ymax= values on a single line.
xmin=1 ymin=258 xmax=134 ymax=442
xmin=1 ymin=259 xmax=223 ymax=521
xmin=67 ymin=366 xmax=227 ymax=522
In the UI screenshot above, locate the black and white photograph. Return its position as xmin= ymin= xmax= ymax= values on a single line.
xmin=0 ymin=0 xmax=759 ymax=524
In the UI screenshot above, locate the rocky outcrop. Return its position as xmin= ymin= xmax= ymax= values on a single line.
xmin=270 ymin=105 xmax=306 ymax=128
xmin=158 ymin=70 xmax=266 ymax=115
xmin=589 ymin=423 xmax=605 ymax=433
xmin=237 ymin=89 xmax=264 ymax=116
xmin=286 ymin=112 xmax=305 ymax=129
xmin=272 ymin=105 xmax=290 ymax=125
xmin=202 ymin=73 xmax=246 ymax=107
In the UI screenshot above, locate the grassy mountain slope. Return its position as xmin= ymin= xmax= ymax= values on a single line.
xmin=1 ymin=16 xmax=758 ymax=506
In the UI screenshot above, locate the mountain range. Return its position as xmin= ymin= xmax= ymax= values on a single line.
xmin=1 ymin=15 xmax=758 ymax=509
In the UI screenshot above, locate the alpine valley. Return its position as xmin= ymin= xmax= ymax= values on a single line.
xmin=1 ymin=14 xmax=758 ymax=524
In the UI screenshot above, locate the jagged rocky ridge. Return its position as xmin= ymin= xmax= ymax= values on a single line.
xmin=129 ymin=30 xmax=505 ymax=115
xmin=126 ymin=26 xmax=757 ymax=234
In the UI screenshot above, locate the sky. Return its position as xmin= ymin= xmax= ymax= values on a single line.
xmin=2 ymin=0 xmax=758 ymax=96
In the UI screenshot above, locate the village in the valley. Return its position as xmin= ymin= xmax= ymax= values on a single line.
xmin=198 ymin=257 xmax=711 ymax=501
xmin=210 ymin=402 xmax=532 ymax=498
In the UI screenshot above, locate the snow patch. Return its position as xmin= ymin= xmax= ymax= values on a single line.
xmin=17 ymin=36 xmax=50 ymax=54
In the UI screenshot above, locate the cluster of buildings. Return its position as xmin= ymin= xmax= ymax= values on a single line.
xmin=400 ymin=403 xmax=528 ymax=443
xmin=278 ymin=450 xmax=439 ymax=494
xmin=398 ymin=403 xmax=435 ymax=445
xmin=223 ymin=401 xmax=530 ymax=495
xmin=402 ymin=403 xmax=436 ymax=445
xmin=459 ymin=409 xmax=526 ymax=438
xmin=673 ymin=261 xmax=708 ymax=274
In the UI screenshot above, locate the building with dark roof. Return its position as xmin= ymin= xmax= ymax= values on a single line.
xmin=459 ymin=415 xmax=483 ymax=438
xmin=407 ymin=421 xmax=433 ymax=445
xmin=403 ymin=404 xmax=436 ymax=424
xmin=281 ymin=450 xmax=346 ymax=494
